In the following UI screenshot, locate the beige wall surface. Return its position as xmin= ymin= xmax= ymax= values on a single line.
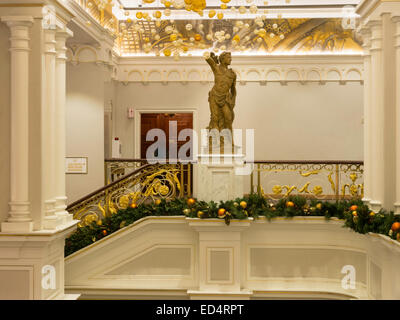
xmin=0 ymin=23 xmax=10 ymax=224
xmin=66 ymin=63 xmax=105 ymax=204
xmin=114 ymin=81 xmax=364 ymax=161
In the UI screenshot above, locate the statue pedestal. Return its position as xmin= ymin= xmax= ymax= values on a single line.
xmin=196 ymin=145 xmax=245 ymax=202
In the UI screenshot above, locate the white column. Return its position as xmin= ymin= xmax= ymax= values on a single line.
xmin=393 ymin=16 xmax=400 ymax=215
xmin=361 ymin=28 xmax=372 ymax=206
xmin=42 ymin=28 xmax=59 ymax=229
xmin=369 ymin=20 xmax=385 ymax=212
xmin=1 ymin=16 xmax=34 ymax=233
xmin=54 ymin=28 xmax=73 ymax=224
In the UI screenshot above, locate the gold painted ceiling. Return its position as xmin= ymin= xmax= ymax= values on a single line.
xmin=118 ymin=18 xmax=362 ymax=56
xmin=79 ymin=0 xmax=362 ymax=57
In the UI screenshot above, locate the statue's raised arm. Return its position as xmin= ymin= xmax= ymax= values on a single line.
xmin=205 ymin=52 xmax=219 ymax=73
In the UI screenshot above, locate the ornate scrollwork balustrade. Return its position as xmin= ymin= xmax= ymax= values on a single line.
xmin=67 ymin=162 xmax=190 ymax=227
xmin=248 ymin=160 xmax=364 ymax=200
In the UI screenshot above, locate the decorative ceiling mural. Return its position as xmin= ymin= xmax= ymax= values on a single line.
xmin=75 ymin=0 xmax=362 ymax=57
xmin=118 ymin=18 xmax=362 ymax=56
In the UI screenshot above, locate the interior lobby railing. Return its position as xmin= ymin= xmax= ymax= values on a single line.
xmin=248 ymin=160 xmax=364 ymax=200
xmin=68 ymin=162 xmax=192 ymax=227
xmin=69 ymin=159 xmax=363 ymax=228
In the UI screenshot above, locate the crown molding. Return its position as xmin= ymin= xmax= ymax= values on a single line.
xmin=113 ymin=54 xmax=363 ymax=85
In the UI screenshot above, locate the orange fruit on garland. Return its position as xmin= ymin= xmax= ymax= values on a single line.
xmin=350 ymin=205 xmax=358 ymax=211
xmin=155 ymin=199 xmax=161 ymax=205
xmin=391 ymin=222 xmax=400 ymax=232
xmin=130 ymin=203 xmax=137 ymax=209
xmin=286 ymin=201 xmax=294 ymax=208
xmin=187 ymin=198 xmax=196 ymax=206
xmin=218 ymin=208 xmax=226 ymax=217
xmin=194 ymin=34 xmax=202 ymax=41
xmin=102 ymin=230 xmax=107 ymax=236
xmin=240 ymin=201 xmax=247 ymax=209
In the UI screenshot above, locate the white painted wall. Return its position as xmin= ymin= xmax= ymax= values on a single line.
xmin=66 ymin=63 xmax=105 ymax=204
xmin=0 ymin=23 xmax=10 ymax=224
xmin=114 ymin=81 xmax=364 ymax=161
xmin=65 ymin=61 xmax=363 ymax=201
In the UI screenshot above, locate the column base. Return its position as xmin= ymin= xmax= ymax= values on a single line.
xmin=1 ymin=221 xmax=33 ymax=233
xmin=43 ymin=216 xmax=61 ymax=230
xmin=0 ymin=220 xmax=78 ymax=299
xmin=196 ymin=153 xmax=245 ymax=203
xmin=369 ymin=200 xmax=382 ymax=212
xmin=394 ymin=202 xmax=400 ymax=215
xmin=362 ymin=197 xmax=371 ymax=207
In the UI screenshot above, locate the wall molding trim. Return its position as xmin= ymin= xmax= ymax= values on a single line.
xmin=116 ymin=55 xmax=364 ymax=85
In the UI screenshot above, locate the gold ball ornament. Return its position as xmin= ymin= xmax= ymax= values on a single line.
xmin=136 ymin=12 xmax=143 ymax=19
xmin=391 ymin=222 xmax=400 ymax=231
xmin=217 ymin=12 xmax=224 ymax=19
xmin=164 ymin=49 xmax=171 ymax=56
xmin=352 ymin=211 xmax=358 ymax=217
xmin=197 ymin=211 xmax=204 ymax=218
xmin=316 ymin=203 xmax=322 ymax=210
xmin=194 ymin=34 xmax=202 ymax=41
xmin=187 ymin=198 xmax=196 ymax=206
xmin=130 ymin=203 xmax=137 ymax=209
xmin=369 ymin=211 xmax=375 ymax=217
xmin=155 ymin=199 xmax=161 ymax=205
xmin=183 ymin=208 xmax=191 ymax=215
xmin=286 ymin=201 xmax=295 ymax=208
xmin=240 ymin=201 xmax=247 ymax=209
xmin=218 ymin=208 xmax=226 ymax=218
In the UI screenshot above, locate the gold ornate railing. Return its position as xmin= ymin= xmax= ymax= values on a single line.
xmin=67 ymin=163 xmax=190 ymax=227
xmin=249 ymin=160 xmax=364 ymax=200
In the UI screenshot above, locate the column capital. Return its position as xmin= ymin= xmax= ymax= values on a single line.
xmin=44 ymin=28 xmax=57 ymax=56
xmin=56 ymin=27 xmax=73 ymax=41
xmin=1 ymin=16 xmax=34 ymax=27
xmin=368 ymin=20 xmax=383 ymax=52
xmin=358 ymin=27 xmax=372 ymax=54
xmin=56 ymin=27 xmax=73 ymax=61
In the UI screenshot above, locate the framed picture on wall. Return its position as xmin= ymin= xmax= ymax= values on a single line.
xmin=65 ymin=157 xmax=88 ymax=174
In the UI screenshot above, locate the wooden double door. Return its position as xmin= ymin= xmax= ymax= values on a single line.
xmin=140 ymin=113 xmax=193 ymax=160
xmin=140 ymin=113 xmax=193 ymax=195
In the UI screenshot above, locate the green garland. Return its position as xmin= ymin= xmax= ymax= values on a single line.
xmin=65 ymin=194 xmax=400 ymax=257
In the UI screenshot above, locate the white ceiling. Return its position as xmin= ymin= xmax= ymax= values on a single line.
xmin=112 ymin=0 xmax=361 ymax=20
